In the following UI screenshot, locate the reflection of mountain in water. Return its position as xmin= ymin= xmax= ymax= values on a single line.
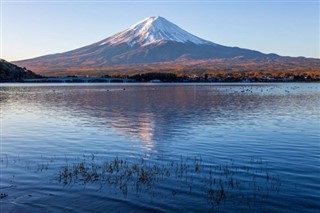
xmin=1 ymin=84 xmax=315 ymax=151
xmin=111 ymin=112 xmax=156 ymax=150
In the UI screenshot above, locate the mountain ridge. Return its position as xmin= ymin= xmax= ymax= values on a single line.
xmin=12 ymin=16 xmax=319 ymax=75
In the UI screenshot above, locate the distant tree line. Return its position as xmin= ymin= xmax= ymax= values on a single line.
xmin=130 ymin=73 xmax=180 ymax=82
xmin=122 ymin=71 xmax=320 ymax=82
xmin=205 ymin=71 xmax=320 ymax=82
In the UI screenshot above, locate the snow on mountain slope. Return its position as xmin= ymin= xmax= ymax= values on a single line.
xmin=99 ymin=16 xmax=215 ymax=47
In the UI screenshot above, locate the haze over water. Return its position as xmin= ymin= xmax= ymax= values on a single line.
xmin=0 ymin=83 xmax=319 ymax=212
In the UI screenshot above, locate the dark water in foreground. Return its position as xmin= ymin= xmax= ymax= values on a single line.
xmin=0 ymin=83 xmax=319 ymax=212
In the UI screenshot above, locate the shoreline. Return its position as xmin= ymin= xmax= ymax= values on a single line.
xmin=1 ymin=79 xmax=319 ymax=84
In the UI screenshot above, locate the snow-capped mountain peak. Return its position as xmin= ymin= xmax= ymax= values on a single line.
xmin=100 ymin=16 xmax=214 ymax=46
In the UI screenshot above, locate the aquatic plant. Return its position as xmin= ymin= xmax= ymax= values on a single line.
xmin=0 ymin=154 xmax=281 ymax=210
xmin=55 ymin=154 xmax=280 ymax=208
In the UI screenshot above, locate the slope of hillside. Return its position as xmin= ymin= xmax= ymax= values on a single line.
xmin=0 ymin=59 xmax=41 ymax=81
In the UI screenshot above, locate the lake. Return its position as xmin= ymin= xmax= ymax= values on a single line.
xmin=0 ymin=83 xmax=319 ymax=212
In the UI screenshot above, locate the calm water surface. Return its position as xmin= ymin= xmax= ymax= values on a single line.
xmin=0 ymin=83 xmax=319 ymax=212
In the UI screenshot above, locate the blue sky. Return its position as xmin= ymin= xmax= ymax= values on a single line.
xmin=1 ymin=0 xmax=319 ymax=61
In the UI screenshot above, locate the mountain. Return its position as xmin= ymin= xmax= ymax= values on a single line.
xmin=0 ymin=59 xmax=41 ymax=81
xmin=13 ymin=16 xmax=319 ymax=76
xmin=100 ymin=16 xmax=214 ymax=47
